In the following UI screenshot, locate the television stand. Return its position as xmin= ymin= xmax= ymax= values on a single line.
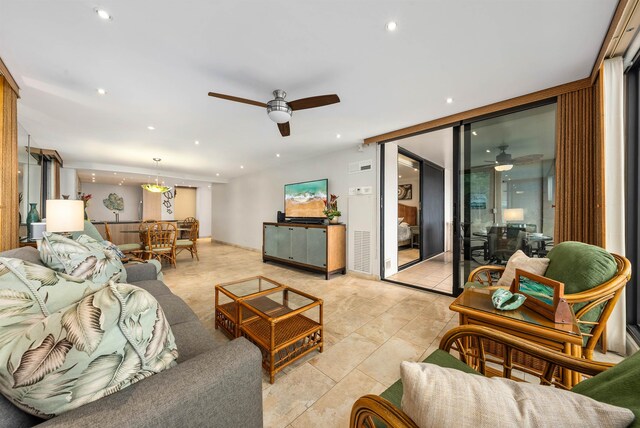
xmin=262 ymin=222 xmax=346 ymax=280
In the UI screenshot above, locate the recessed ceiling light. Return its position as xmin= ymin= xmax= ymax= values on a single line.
xmin=336 ymin=133 xmax=341 ymax=139
xmin=276 ymin=153 xmax=280 ymax=157
xmin=240 ymin=165 xmax=244 ymax=169
xmin=194 ymin=140 xmax=199 ymax=145
xmin=386 ymin=21 xmax=397 ymax=31
xmin=216 ymin=173 xmax=220 ymax=176
xmin=97 ymin=88 xmax=107 ymax=95
xmin=398 ymin=175 xmax=402 ymax=178
xmin=446 ymin=97 xmax=453 ymax=104
xmin=413 ymin=168 xmax=418 ymax=171
xmin=472 ymin=131 xmax=478 ymax=136
xmin=486 ymin=149 xmax=491 ymax=153
xmin=91 ymin=173 xmax=95 ymax=176
xmin=96 ymin=9 xmax=112 ymax=20
xmin=147 ymin=126 xmax=155 ymax=130
xmin=113 ymin=172 xmax=117 ymax=175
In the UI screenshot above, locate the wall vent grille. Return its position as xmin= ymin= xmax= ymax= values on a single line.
xmin=353 ymin=230 xmax=371 ymax=273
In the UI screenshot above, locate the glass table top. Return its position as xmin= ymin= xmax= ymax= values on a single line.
xmin=217 ymin=276 xmax=284 ymax=298
xmin=452 ymin=288 xmax=581 ymax=337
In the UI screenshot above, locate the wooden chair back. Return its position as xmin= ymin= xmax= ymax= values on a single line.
xmin=103 ymin=222 xmax=113 ymax=242
xmin=188 ymin=220 xmax=199 ymax=241
xmin=148 ymin=222 xmax=177 ymax=251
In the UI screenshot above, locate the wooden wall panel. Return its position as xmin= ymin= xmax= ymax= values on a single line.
xmin=554 ymin=75 xmax=605 ymax=246
xmin=0 ymin=76 xmax=19 ymax=250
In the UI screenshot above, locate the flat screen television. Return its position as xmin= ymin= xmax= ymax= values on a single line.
xmin=284 ymin=179 xmax=328 ymax=219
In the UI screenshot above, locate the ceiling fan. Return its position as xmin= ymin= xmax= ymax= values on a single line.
xmin=207 ymin=89 xmax=340 ymax=137
xmin=484 ymin=145 xmax=543 ymax=171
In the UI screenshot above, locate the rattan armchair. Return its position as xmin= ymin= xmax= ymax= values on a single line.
xmin=467 ymin=253 xmax=631 ymax=359
xmin=176 ymin=220 xmax=199 ymax=260
xmin=350 ymin=325 xmax=616 ymax=428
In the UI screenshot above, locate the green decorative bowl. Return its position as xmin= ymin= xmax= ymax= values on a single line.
xmin=491 ymin=288 xmax=526 ymax=311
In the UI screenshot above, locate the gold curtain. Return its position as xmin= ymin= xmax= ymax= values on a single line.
xmin=554 ymin=74 xmax=604 ymax=246
xmin=0 ymin=76 xmax=19 ymax=251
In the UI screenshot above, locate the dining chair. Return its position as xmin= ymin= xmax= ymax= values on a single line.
xmin=129 ymin=221 xmax=156 ymax=260
xmin=176 ymin=220 xmax=199 ymax=260
xmin=145 ymin=221 xmax=177 ymax=268
xmin=179 ymin=217 xmax=197 ymax=239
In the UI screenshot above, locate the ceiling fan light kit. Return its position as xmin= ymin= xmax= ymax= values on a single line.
xmin=267 ymin=90 xmax=292 ymax=124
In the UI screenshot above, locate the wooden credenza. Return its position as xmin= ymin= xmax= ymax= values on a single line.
xmin=262 ymin=222 xmax=346 ymax=280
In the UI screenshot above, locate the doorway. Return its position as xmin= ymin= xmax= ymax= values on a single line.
xmin=381 ymin=127 xmax=454 ymax=294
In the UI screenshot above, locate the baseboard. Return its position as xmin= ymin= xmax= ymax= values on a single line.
xmin=213 ymin=240 xmax=260 ymax=253
xmin=627 ymin=332 xmax=640 ymax=355
xmin=347 ymin=270 xmax=380 ymax=280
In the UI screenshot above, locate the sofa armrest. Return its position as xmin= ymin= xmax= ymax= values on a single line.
xmin=124 ymin=262 xmax=157 ymax=283
xmin=38 ymin=337 xmax=263 ymax=428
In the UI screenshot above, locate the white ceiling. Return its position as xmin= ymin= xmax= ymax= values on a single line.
xmin=76 ymin=169 xmax=212 ymax=188
xmin=0 ymin=0 xmax=616 ymax=180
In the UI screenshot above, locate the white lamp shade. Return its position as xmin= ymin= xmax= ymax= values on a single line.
xmin=503 ymin=208 xmax=524 ymax=222
xmin=46 ymin=200 xmax=85 ymax=233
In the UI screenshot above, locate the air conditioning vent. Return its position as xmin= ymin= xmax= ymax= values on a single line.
xmin=353 ymin=231 xmax=371 ymax=273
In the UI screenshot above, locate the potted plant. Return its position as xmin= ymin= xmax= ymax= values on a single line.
xmin=323 ymin=194 xmax=342 ymax=224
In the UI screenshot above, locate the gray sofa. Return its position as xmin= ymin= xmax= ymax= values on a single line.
xmin=0 ymin=247 xmax=263 ymax=428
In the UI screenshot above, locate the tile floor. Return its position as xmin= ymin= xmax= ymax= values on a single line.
xmin=397 ymin=248 xmax=419 ymax=266
xmin=389 ymin=252 xmax=454 ymax=293
xmin=162 ymin=241 xmax=622 ymax=428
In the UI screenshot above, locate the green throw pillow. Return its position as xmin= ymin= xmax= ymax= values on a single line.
xmin=40 ymin=233 xmax=127 ymax=284
xmin=0 ymin=257 xmax=178 ymax=418
xmin=545 ymin=241 xmax=617 ymax=294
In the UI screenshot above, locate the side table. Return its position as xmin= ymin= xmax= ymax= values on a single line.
xmin=450 ymin=287 xmax=583 ymax=387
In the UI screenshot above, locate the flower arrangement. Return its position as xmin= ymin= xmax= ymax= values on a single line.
xmin=323 ymin=194 xmax=342 ymax=221
xmin=78 ymin=192 xmax=92 ymax=207
xmin=78 ymin=193 xmax=92 ymax=220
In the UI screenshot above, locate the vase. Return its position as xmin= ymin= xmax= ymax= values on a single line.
xmin=115 ymin=212 xmax=120 ymax=222
xmin=84 ymin=208 xmax=88 ymax=220
xmin=329 ymin=217 xmax=340 ymax=224
xmin=26 ymin=203 xmax=40 ymax=240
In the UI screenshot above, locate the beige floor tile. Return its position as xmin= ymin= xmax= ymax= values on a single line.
xmin=290 ymin=369 xmax=385 ymax=428
xmin=356 ymin=311 xmax=411 ymax=345
xmin=357 ymin=336 xmax=426 ymax=386
xmin=262 ymin=363 xmax=335 ymax=428
xmin=309 ymin=332 xmax=379 ymax=382
xmin=324 ymin=310 xmax=374 ymax=339
xmin=394 ymin=315 xmax=449 ymax=348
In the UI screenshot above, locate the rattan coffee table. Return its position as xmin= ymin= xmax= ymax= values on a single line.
xmin=238 ymin=286 xmax=323 ymax=383
xmin=214 ymin=276 xmax=285 ymax=338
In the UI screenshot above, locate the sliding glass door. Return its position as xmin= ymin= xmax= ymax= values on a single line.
xmin=456 ymin=102 xmax=557 ymax=294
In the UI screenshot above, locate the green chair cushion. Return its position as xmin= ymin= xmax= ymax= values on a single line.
xmin=379 ymin=349 xmax=480 ymax=409
xmin=71 ymin=220 xmax=104 ymax=243
xmin=118 ymin=243 xmax=142 ymax=252
xmin=545 ymin=241 xmax=617 ymax=294
xmin=464 ymin=281 xmax=486 ymax=289
xmin=572 ymin=350 xmax=640 ymax=427
xmin=176 ymin=240 xmax=193 ymax=246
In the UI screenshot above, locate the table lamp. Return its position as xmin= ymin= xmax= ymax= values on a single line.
xmin=46 ymin=199 xmax=85 ymax=236
xmin=503 ymin=208 xmax=524 ymax=223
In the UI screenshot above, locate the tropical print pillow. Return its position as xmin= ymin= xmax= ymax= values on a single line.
xmin=40 ymin=233 xmax=127 ymax=284
xmin=0 ymin=257 xmax=178 ymax=418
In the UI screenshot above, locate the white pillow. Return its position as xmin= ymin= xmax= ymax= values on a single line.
xmin=398 ymin=217 xmax=404 ymax=225
xmin=497 ymin=250 xmax=549 ymax=287
xmin=400 ymin=362 xmax=634 ymax=428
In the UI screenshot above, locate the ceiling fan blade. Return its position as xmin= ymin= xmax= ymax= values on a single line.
xmin=288 ymin=94 xmax=340 ymax=111
xmin=278 ymin=122 xmax=290 ymax=137
xmin=513 ymin=154 xmax=544 ymax=164
xmin=207 ymin=92 xmax=267 ymax=108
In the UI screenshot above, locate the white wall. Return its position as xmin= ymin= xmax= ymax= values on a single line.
xmin=212 ymin=144 xmax=377 ymax=273
xmin=60 ymin=167 xmax=78 ymax=199
xmin=197 ymin=187 xmax=212 ymax=238
xmin=80 ymin=183 xmax=143 ymax=222
xmin=383 ymin=143 xmax=399 ymax=277
xmin=174 ymin=187 xmax=197 ymax=220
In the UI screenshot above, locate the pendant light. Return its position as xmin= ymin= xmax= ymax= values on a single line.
xmin=141 ymin=158 xmax=171 ymax=193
